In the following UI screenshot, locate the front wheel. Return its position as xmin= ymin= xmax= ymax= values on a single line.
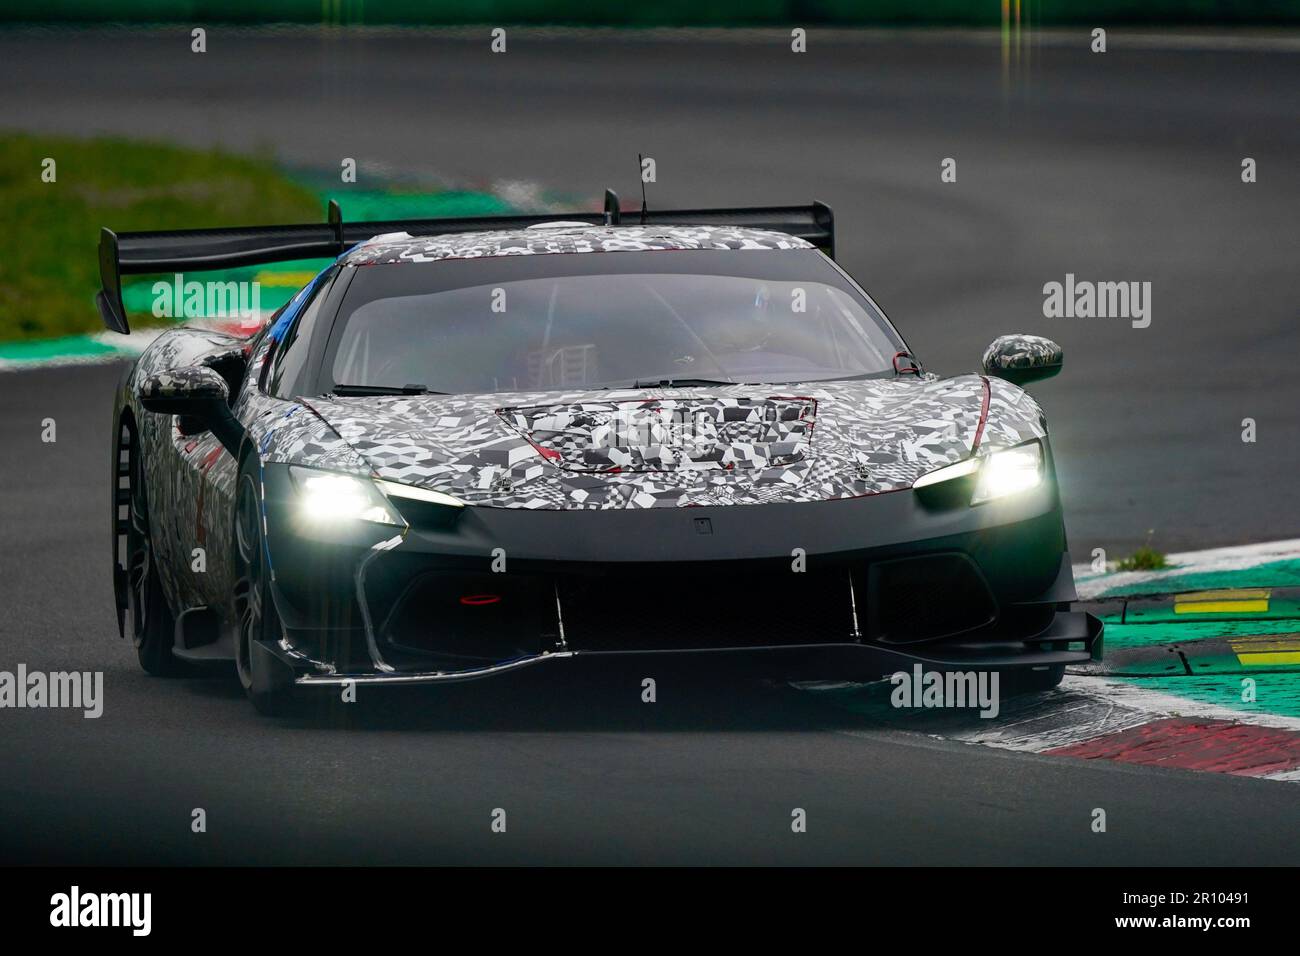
xmin=126 ymin=427 xmax=185 ymax=676
xmin=234 ymin=466 xmax=296 ymax=715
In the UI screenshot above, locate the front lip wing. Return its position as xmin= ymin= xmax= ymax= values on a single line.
xmin=295 ymin=652 xmax=575 ymax=685
xmin=289 ymin=611 xmax=1103 ymax=687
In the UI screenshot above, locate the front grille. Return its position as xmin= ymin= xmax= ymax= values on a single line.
xmin=558 ymin=566 xmax=858 ymax=652
xmin=863 ymin=553 xmax=997 ymax=645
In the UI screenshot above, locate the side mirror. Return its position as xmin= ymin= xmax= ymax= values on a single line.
xmin=981 ymin=334 xmax=1063 ymax=385
xmin=140 ymin=366 xmax=245 ymax=454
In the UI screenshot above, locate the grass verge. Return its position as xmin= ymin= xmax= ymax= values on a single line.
xmin=0 ymin=133 xmax=321 ymax=340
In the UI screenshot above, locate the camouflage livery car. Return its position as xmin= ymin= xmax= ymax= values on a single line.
xmin=98 ymin=194 xmax=1101 ymax=714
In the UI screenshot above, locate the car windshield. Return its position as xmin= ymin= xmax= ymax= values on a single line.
xmin=325 ymin=249 xmax=902 ymax=395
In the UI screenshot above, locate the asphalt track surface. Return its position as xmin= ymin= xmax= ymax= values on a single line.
xmin=1 ymin=30 xmax=1299 ymax=865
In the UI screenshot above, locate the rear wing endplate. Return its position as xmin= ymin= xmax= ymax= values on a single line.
xmin=96 ymin=192 xmax=833 ymax=334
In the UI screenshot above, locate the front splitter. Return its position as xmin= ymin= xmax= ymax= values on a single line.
xmin=289 ymin=621 xmax=1101 ymax=687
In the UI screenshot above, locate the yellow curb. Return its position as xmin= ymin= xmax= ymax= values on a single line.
xmin=1175 ymin=588 xmax=1271 ymax=614
xmin=1236 ymin=652 xmax=1300 ymax=666
xmin=1230 ymin=634 xmax=1300 ymax=666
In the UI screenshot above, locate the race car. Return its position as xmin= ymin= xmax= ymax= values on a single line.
xmin=100 ymin=192 xmax=1101 ymax=714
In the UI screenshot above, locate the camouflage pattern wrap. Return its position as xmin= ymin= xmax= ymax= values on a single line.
xmin=139 ymin=365 xmax=229 ymax=402
xmin=125 ymin=327 xmax=246 ymax=614
xmin=251 ymin=373 xmax=1045 ymax=510
xmin=978 ymin=377 xmax=1048 ymax=452
xmin=344 ymin=224 xmax=814 ymax=266
xmin=503 ymin=397 xmax=814 ymax=472
xmin=981 ymin=334 xmax=1063 ymax=377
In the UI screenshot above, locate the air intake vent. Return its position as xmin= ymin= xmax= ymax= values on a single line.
xmin=865 ymin=554 xmax=996 ymax=645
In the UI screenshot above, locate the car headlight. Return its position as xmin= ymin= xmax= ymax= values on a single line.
xmin=972 ymin=442 xmax=1043 ymax=503
xmin=912 ymin=441 xmax=1044 ymax=505
xmin=288 ymin=466 xmax=405 ymax=526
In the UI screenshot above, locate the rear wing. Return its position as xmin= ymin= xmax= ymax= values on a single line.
xmin=96 ymin=191 xmax=834 ymax=334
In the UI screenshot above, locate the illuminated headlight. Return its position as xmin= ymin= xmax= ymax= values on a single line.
xmin=973 ymin=443 xmax=1043 ymax=503
xmin=912 ymin=441 xmax=1044 ymax=505
xmin=288 ymin=466 xmax=404 ymax=526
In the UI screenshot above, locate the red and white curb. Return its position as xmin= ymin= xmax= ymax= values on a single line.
xmin=829 ymin=674 xmax=1300 ymax=782
xmin=934 ymin=675 xmax=1300 ymax=782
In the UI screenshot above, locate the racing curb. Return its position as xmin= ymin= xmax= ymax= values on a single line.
xmin=829 ymin=673 xmax=1300 ymax=783
xmin=822 ymin=540 xmax=1300 ymax=783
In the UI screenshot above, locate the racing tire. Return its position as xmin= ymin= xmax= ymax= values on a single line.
xmin=126 ymin=427 xmax=186 ymax=676
xmin=234 ymin=463 xmax=297 ymax=716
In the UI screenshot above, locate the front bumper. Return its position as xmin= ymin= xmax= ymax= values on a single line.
xmin=255 ymin=442 xmax=1102 ymax=687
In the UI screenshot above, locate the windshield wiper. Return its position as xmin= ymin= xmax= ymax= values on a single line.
xmin=630 ymin=377 xmax=738 ymax=388
xmin=330 ymin=383 xmax=442 ymax=396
